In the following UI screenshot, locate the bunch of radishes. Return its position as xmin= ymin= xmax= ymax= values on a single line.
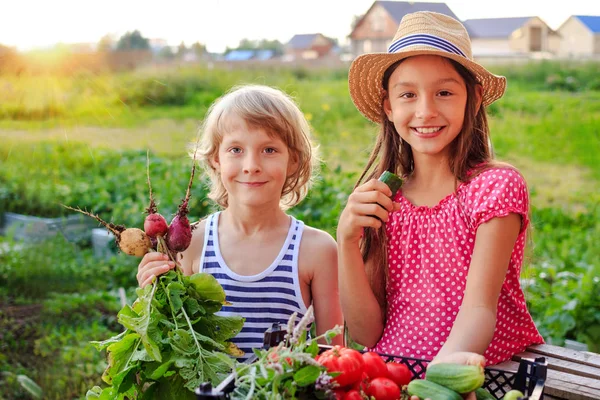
xmin=65 ymin=150 xmax=197 ymax=264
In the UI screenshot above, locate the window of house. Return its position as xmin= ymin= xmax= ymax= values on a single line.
xmin=363 ymin=40 xmax=372 ymax=53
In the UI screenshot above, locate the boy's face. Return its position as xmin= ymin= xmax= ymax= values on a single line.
xmin=383 ymin=55 xmax=468 ymax=160
xmin=212 ymin=116 xmax=293 ymax=208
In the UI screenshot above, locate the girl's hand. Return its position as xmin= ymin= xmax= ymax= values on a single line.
xmin=429 ymin=351 xmax=486 ymax=368
xmin=337 ymin=179 xmax=400 ymax=244
xmin=136 ymin=252 xmax=175 ymax=287
xmin=411 ymin=352 xmax=485 ymax=400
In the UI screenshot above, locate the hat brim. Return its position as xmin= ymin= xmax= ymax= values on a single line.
xmin=348 ymin=49 xmax=507 ymax=123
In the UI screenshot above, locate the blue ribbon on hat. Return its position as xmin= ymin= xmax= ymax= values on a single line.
xmin=388 ymin=34 xmax=466 ymax=58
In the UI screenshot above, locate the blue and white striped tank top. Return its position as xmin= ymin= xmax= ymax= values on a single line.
xmin=199 ymin=212 xmax=308 ymax=361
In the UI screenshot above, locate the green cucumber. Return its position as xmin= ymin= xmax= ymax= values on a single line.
xmin=475 ymin=387 xmax=496 ymax=400
xmin=378 ymin=171 xmax=403 ymax=198
xmin=407 ymin=379 xmax=463 ymax=400
xmin=426 ymin=363 xmax=485 ymax=393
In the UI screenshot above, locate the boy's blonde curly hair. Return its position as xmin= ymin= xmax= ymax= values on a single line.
xmin=193 ymin=84 xmax=318 ymax=210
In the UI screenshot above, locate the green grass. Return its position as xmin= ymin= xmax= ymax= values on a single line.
xmin=491 ymin=90 xmax=600 ymax=174
xmin=1 ymin=63 xmax=598 ymax=211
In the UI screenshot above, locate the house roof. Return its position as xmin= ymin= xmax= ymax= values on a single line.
xmin=287 ymin=34 xmax=323 ymax=49
xmin=224 ymin=50 xmax=255 ymax=61
xmin=377 ymin=1 xmax=459 ymax=23
xmin=463 ymin=17 xmax=533 ymax=39
xmin=574 ymin=15 xmax=600 ymax=34
xmin=254 ymin=49 xmax=275 ymax=60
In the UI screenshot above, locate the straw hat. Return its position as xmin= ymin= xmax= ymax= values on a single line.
xmin=349 ymin=11 xmax=507 ymax=123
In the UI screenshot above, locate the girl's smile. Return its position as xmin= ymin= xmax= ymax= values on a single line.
xmin=411 ymin=126 xmax=445 ymax=138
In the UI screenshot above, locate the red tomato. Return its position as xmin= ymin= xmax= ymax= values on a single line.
xmin=386 ymin=362 xmax=412 ymax=387
xmin=343 ymin=389 xmax=364 ymax=400
xmin=350 ymin=372 xmax=370 ymax=392
xmin=362 ymin=352 xmax=388 ymax=379
xmin=332 ymin=389 xmax=346 ymax=400
xmin=318 ymin=346 xmax=364 ymax=388
xmin=366 ymin=377 xmax=401 ymax=400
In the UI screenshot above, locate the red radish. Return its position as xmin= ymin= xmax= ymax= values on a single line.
xmin=63 ymin=205 xmax=151 ymax=257
xmin=166 ymin=143 xmax=198 ymax=253
xmin=144 ymin=150 xmax=169 ymax=238
xmin=167 ymin=212 xmax=192 ymax=252
xmin=144 ymin=213 xmax=168 ymax=238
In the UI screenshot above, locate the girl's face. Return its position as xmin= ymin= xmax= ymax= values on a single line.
xmin=212 ymin=116 xmax=295 ymax=208
xmin=384 ymin=55 xmax=470 ymax=159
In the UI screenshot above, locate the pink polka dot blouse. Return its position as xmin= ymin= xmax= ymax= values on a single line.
xmin=372 ymin=167 xmax=544 ymax=365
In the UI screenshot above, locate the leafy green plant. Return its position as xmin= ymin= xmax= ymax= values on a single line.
xmin=231 ymin=306 xmax=342 ymax=400
xmin=0 ymin=143 xmax=213 ymax=223
xmin=524 ymin=204 xmax=600 ymax=350
xmin=0 ymin=235 xmax=137 ymax=301
xmin=86 ymin=270 xmax=244 ymax=399
xmin=0 ymin=371 xmax=43 ymax=399
xmin=116 ymin=74 xmax=219 ymax=107
xmin=291 ymin=165 xmax=356 ymax=236
xmin=545 ymin=75 xmax=580 ymax=92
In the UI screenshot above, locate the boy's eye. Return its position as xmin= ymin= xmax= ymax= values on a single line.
xmin=229 ymin=147 xmax=242 ymax=154
xmin=264 ymin=147 xmax=277 ymax=154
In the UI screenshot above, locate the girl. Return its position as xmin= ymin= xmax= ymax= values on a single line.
xmin=137 ymin=85 xmax=343 ymax=360
xmin=337 ymin=11 xmax=544 ymax=367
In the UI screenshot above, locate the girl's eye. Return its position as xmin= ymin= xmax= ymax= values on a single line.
xmin=264 ymin=147 xmax=277 ymax=154
xmin=438 ymin=90 xmax=452 ymax=97
xmin=400 ymin=92 xmax=416 ymax=99
xmin=229 ymin=147 xmax=242 ymax=154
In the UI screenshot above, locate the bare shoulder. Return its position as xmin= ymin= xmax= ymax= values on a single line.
xmin=298 ymin=226 xmax=337 ymax=270
xmin=301 ymin=226 xmax=337 ymax=252
xmin=179 ymin=218 xmax=207 ymax=275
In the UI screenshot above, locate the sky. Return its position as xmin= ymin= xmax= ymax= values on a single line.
xmin=2 ymin=0 xmax=600 ymax=52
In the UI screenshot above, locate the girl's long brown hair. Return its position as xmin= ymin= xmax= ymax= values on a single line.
xmin=357 ymin=58 xmax=494 ymax=316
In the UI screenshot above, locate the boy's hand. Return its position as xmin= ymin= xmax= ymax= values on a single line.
xmin=336 ymin=179 xmax=400 ymax=244
xmin=136 ymin=252 xmax=175 ymax=287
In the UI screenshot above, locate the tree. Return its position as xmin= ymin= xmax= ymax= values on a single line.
xmin=257 ymin=39 xmax=284 ymax=56
xmin=225 ymin=38 xmax=283 ymax=56
xmin=190 ymin=41 xmax=206 ymax=57
xmin=176 ymin=41 xmax=187 ymax=59
xmin=0 ymin=43 xmax=17 ymax=57
xmin=237 ymin=38 xmax=258 ymax=50
xmin=0 ymin=44 xmax=23 ymax=74
xmin=116 ymin=30 xmax=150 ymax=51
xmin=97 ymin=34 xmax=115 ymax=52
xmin=157 ymin=46 xmax=175 ymax=59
